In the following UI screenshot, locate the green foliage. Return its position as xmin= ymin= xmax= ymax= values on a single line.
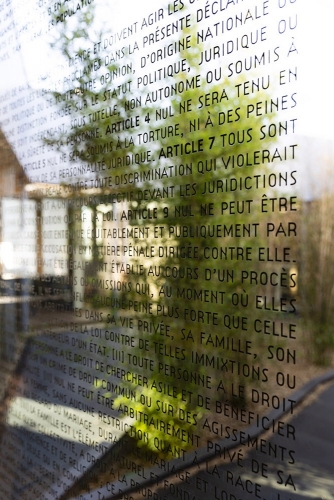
xmin=47 ymin=8 xmax=279 ymax=402
xmin=100 ymin=379 xmax=204 ymax=459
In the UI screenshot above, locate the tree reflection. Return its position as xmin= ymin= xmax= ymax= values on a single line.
xmin=45 ymin=2 xmax=284 ymax=483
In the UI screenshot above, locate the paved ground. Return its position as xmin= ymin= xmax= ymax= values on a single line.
xmin=1 ymin=326 xmax=334 ymax=500
xmin=147 ymin=382 xmax=334 ymax=500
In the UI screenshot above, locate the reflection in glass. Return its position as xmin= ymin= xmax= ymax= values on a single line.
xmin=0 ymin=1 xmax=334 ymax=499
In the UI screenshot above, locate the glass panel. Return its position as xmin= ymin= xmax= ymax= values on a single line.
xmin=0 ymin=1 xmax=333 ymax=499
